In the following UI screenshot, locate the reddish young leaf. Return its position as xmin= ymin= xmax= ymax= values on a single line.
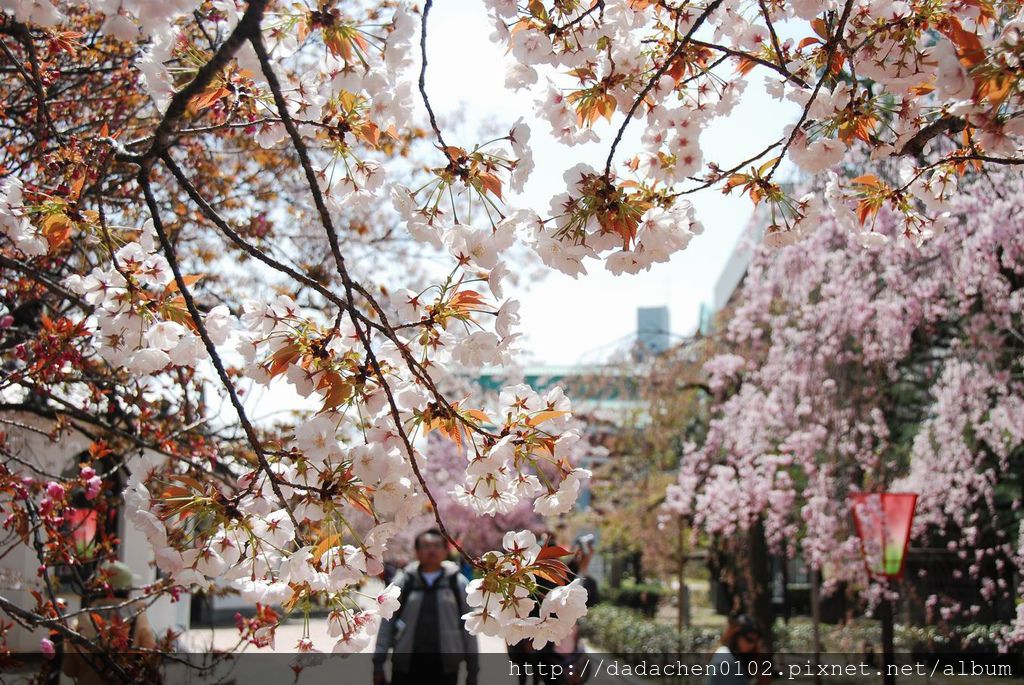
xmin=537 ymin=545 xmax=572 ymax=561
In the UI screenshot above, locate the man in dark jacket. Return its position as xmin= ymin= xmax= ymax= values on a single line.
xmin=373 ymin=529 xmax=479 ymax=685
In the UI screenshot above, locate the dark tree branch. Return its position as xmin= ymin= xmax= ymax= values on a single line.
xmin=550 ymin=0 xmax=605 ymax=33
xmin=158 ymin=150 xmax=349 ymax=310
xmin=0 ymin=22 xmax=61 ymax=141
xmin=418 ymin=0 xmax=454 ymax=164
xmin=897 ymin=114 xmax=967 ymax=158
xmin=0 ymin=593 xmax=131 ymax=681
xmin=757 ymin=0 xmax=786 ymax=74
xmin=138 ymin=170 xmax=302 ymax=535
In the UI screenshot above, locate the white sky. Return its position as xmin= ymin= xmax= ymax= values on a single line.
xmin=424 ymin=1 xmax=799 ymax=365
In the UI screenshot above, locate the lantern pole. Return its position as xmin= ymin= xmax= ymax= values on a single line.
xmin=879 ymin=590 xmax=895 ymax=685
xmin=810 ymin=565 xmax=823 ymax=685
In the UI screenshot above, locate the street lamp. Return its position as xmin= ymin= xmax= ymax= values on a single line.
xmin=850 ymin=492 xmax=918 ymax=685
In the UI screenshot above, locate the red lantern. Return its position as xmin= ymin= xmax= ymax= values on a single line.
xmin=849 ymin=492 xmax=917 ymax=581
xmin=66 ymin=507 xmax=98 ymax=559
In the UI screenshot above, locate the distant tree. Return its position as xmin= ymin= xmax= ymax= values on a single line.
xmin=665 ymin=168 xmax=1024 ymax=645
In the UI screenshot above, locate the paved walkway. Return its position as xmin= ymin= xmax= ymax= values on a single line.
xmin=185 ymin=614 xmax=509 ymax=654
xmin=182 ymin=618 xmax=636 ymax=684
xmin=182 ymin=616 xmax=524 ymax=684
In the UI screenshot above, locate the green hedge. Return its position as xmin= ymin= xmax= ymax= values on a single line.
xmin=774 ymin=619 xmax=1015 ymax=653
xmin=579 ymin=604 xmax=720 ymax=656
xmin=603 ymin=582 xmax=668 ymax=616
xmin=583 ymin=607 xmax=1015 ymax=659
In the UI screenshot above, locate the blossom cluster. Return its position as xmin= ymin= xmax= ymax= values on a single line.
xmin=99 ymin=239 xmax=592 ymax=649
xmin=62 ymin=222 xmax=231 ymax=374
xmin=452 ymin=383 xmax=591 ymax=518
xmin=485 ymin=0 xmax=1024 ymax=246
xmin=463 ymin=531 xmax=589 ymax=646
xmin=11 ymin=0 xmax=1019 ymax=284
xmin=0 ymin=178 xmax=47 ymax=256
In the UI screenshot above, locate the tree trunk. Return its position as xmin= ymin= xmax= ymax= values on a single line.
xmin=810 ymin=567 xmax=823 ymax=685
xmin=880 ymin=595 xmax=896 ymax=685
xmin=677 ymin=521 xmax=690 ymax=632
xmin=609 ymin=553 xmax=624 ymax=588
xmin=746 ymin=518 xmax=776 ymax=652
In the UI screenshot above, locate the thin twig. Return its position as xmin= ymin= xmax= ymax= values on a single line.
xmin=0 ymin=593 xmax=131 ymax=680
xmin=418 ymin=0 xmax=454 ymax=164
xmin=757 ymin=0 xmax=786 ymax=73
xmin=764 ymin=0 xmax=854 ymax=181
xmin=690 ymin=38 xmax=808 ymax=88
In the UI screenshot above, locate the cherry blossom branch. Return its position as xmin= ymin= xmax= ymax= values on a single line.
xmin=126 ymin=0 xmax=269 ymax=164
xmin=604 ymin=0 xmax=726 ymax=179
xmin=137 ymin=170 xmax=302 ymax=535
xmin=0 ymin=21 xmax=61 ymax=142
xmin=355 ymin=323 xmax=481 ymax=567
xmin=0 ymin=443 xmax=64 ymax=480
xmin=250 ymin=31 xmax=497 ymax=444
xmin=161 ymin=150 xmax=442 ymax=378
xmin=0 ymin=394 xmax=204 ymax=465
xmin=158 ymin=150 xmax=350 ymax=310
xmin=344 ymin=279 xmax=501 ymax=442
xmin=764 ymin=0 xmax=854 ymax=181
xmin=250 ymin=30 xmax=478 ymax=564
xmin=21 ymin=500 xmax=132 ymax=680
xmin=166 ymin=138 xmax=487 ymax=453
xmin=0 ymin=253 xmax=91 ymax=310
xmin=23 ymin=499 xmax=66 ymax=628
xmin=672 ymin=139 xmax=783 ymax=197
xmin=551 ymin=0 xmax=605 ymax=32
xmin=161 ymin=153 xmax=468 ymax=421
xmin=0 ymin=594 xmax=130 ymax=681
xmin=689 ymin=39 xmax=808 ymax=88
xmin=248 ymin=36 xmax=353 ymax=296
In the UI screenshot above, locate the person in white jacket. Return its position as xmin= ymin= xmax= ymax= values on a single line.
xmin=706 ymin=614 xmax=764 ymax=685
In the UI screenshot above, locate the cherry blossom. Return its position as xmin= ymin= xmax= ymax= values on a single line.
xmin=3 ymin=0 xmax=1024 ymax=657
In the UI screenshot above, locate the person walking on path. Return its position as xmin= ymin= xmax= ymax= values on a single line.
xmin=373 ymin=528 xmax=479 ymax=685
